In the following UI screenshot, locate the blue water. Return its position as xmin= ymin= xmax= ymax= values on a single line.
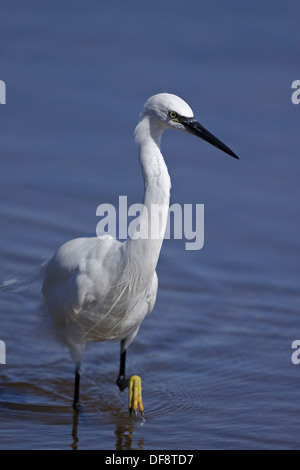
xmin=1 ymin=0 xmax=300 ymax=450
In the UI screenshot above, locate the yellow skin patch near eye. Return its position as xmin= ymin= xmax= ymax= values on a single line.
xmin=169 ymin=111 xmax=180 ymax=123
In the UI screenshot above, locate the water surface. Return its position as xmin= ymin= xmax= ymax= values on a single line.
xmin=0 ymin=0 xmax=300 ymax=450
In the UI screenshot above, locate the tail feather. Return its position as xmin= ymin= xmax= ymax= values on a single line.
xmin=0 ymin=260 xmax=48 ymax=293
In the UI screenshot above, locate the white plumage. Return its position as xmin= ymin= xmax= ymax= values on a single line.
xmin=42 ymin=93 xmax=238 ymax=412
xmin=42 ymin=235 xmax=158 ymax=364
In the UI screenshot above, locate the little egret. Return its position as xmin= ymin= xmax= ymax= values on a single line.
xmin=42 ymin=93 xmax=238 ymax=415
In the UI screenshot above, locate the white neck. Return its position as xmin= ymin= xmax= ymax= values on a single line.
xmin=124 ymin=115 xmax=171 ymax=277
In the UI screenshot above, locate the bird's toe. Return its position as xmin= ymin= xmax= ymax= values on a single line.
xmin=128 ymin=375 xmax=144 ymax=417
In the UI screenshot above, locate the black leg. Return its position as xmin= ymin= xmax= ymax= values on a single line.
xmin=73 ymin=363 xmax=81 ymax=411
xmin=116 ymin=340 xmax=129 ymax=391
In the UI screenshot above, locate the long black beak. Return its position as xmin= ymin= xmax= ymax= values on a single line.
xmin=181 ymin=118 xmax=239 ymax=160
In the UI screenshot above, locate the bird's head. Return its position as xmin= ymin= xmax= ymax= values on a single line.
xmin=140 ymin=93 xmax=239 ymax=159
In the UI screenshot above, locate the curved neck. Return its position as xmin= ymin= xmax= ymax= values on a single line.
xmin=136 ymin=116 xmax=171 ymax=204
xmin=124 ymin=116 xmax=171 ymax=276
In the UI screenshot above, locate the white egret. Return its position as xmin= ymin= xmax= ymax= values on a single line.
xmin=42 ymin=93 xmax=238 ymax=415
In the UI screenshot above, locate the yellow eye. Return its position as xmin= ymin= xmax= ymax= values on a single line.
xmin=169 ymin=111 xmax=178 ymax=119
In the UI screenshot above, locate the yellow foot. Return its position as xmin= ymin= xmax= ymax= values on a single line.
xmin=128 ymin=375 xmax=144 ymax=417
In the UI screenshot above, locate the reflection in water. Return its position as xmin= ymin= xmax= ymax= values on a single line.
xmin=114 ymin=424 xmax=144 ymax=450
xmin=70 ymin=409 xmax=144 ymax=450
xmin=71 ymin=410 xmax=79 ymax=450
